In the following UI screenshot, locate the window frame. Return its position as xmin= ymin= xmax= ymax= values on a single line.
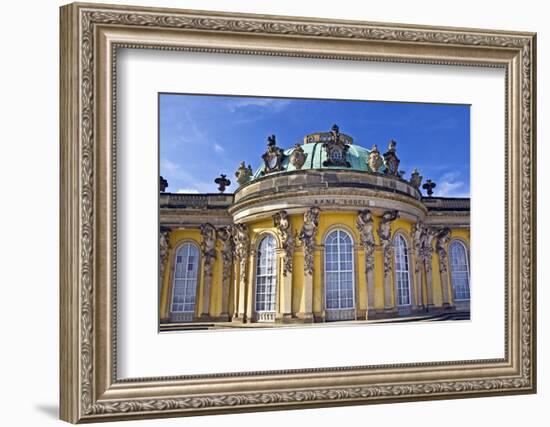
xmin=170 ymin=241 xmax=201 ymax=315
xmin=393 ymin=232 xmax=412 ymax=307
xmin=323 ymin=228 xmax=356 ymax=312
xmin=449 ymin=239 xmax=471 ymax=301
xmin=254 ymin=234 xmax=278 ymax=314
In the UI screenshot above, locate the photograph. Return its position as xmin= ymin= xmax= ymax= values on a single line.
xmin=158 ymin=94 xmax=471 ymax=331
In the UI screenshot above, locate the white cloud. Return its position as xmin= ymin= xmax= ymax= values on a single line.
xmin=176 ymin=188 xmax=199 ymax=194
xmin=226 ymin=98 xmax=291 ymax=113
xmin=213 ymin=143 xmax=224 ymax=153
xmin=436 ymin=171 xmax=470 ymax=197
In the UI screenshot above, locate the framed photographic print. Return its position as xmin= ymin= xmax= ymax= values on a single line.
xmin=59 ymin=2 xmax=536 ymax=423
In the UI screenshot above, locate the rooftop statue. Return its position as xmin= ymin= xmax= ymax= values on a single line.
xmin=323 ymin=124 xmax=351 ymax=167
xmin=383 ymin=139 xmax=401 ymax=176
xmin=261 ymin=134 xmax=285 ymax=175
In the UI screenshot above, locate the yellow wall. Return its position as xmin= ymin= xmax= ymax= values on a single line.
xmin=160 ymin=215 xmax=471 ymax=322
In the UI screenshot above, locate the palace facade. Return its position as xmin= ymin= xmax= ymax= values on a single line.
xmin=159 ymin=125 xmax=470 ymax=327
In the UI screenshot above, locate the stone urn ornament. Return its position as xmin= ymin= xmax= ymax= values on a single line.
xmin=235 ymin=161 xmax=253 ymax=185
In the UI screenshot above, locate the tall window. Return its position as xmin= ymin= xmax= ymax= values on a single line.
xmin=255 ymin=235 xmax=277 ymax=313
xmin=394 ymin=234 xmax=411 ymax=306
xmin=450 ymin=241 xmax=470 ymax=300
xmin=324 ymin=229 xmax=355 ymax=310
xmin=171 ymin=243 xmax=200 ymax=313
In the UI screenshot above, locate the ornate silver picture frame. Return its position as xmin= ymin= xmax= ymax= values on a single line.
xmin=60 ymin=2 xmax=536 ymax=423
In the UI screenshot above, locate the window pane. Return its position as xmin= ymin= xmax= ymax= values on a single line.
xmin=171 ymin=243 xmax=199 ymax=314
xmin=450 ymin=242 xmax=470 ymax=300
xmin=255 ymin=235 xmax=277 ymax=314
xmin=324 ymin=230 xmax=355 ymax=312
xmin=394 ymin=235 xmax=411 ymax=306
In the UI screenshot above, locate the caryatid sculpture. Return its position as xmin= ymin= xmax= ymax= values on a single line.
xmin=159 ymin=228 xmax=171 ymax=285
xmin=217 ymin=226 xmax=234 ymax=278
xmin=299 ymin=207 xmax=321 ymax=276
xmin=357 ymin=209 xmax=376 ymax=315
xmin=199 ymin=223 xmax=217 ymax=277
xmin=378 ymin=210 xmax=399 ymax=311
xmin=273 ymin=210 xmax=295 ymax=276
xmin=231 ymin=223 xmax=250 ymax=320
xmin=356 ymin=209 xmax=376 ymax=272
xmin=378 ymin=210 xmax=399 ymax=277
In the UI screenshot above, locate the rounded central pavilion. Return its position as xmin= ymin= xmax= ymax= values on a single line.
xmin=159 ymin=125 xmax=470 ymax=327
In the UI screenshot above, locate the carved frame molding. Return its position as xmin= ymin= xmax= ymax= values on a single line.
xmin=60 ymin=2 xmax=536 ymax=423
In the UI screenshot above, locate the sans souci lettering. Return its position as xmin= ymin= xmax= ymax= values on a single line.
xmin=313 ymin=198 xmax=373 ymax=206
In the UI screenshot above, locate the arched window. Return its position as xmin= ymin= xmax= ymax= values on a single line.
xmin=255 ymin=235 xmax=277 ymax=315
xmin=171 ymin=242 xmax=200 ymax=316
xmin=324 ymin=229 xmax=355 ymax=319
xmin=449 ymin=241 xmax=470 ymax=300
xmin=394 ymin=234 xmax=411 ymax=306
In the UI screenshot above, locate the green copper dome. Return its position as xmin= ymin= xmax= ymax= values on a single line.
xmin=233 ymin=126 xmax=406 ymax=188
xmin=251 ymin=141 xmax=381 ymax=179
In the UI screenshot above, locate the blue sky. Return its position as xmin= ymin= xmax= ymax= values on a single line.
xmin=159 ymin=93 xmax=470 ymax=197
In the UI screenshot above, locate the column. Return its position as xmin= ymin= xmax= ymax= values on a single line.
xmin=199 ymin=223 xmax=217 ymax=320
xmin=232 ymin=224 xmax=250 ymax=323
xmin=200 ymin=268 xmax=213 ymax=320
xmin=425 ymin=259 xmax=434 ymax=309
xmin=159 ymin=227 xmax=171 ymax=321
xmin=436 ymin=228 xmax=452 ymax=309
xmin=378 ymin=210 xmax=398 ymax=313
xmin=415 ymin=259 xmax=424 ymax=310
xmin=298 ymin=207 xmax=320 ymax=322
xmin=280 ymin=252 xmax=293 ymax=321
xmin=245 ymin=252 xmax=255 ymax=322
xmin=218 ymin=226 xmax=233 ymax=321
xmin=356 ymin=210 xmax=376 ymax=319
xmin=236 ymin=257 xmax=248 ymax=321
xmin=273 ymin=211 xmax=295 ymax=321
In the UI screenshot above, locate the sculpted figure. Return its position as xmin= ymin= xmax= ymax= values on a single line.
xmin=299 ymin=207 xmax=321 ymax=275
xmin=200 ymin=223 xmax=217 ymax=277
xmin=232 ymin=223 xmax=250 ymax=261
xmin=273 ymin=210 xmax=296 ymax=276
xmin=159 ymin=228 xmax=171 ymax=282
xmin=435 ymin=228 xmax=452 ymax=273
xmin=378 ymin=210 xmax=399 ymax=276
xmin=217 ymin=226 xmax=234 ymax=277
xmin=410 ymin=169 xmax=423 ymax=189
xmin=356 ymin=210 xmax=376 ymax=272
